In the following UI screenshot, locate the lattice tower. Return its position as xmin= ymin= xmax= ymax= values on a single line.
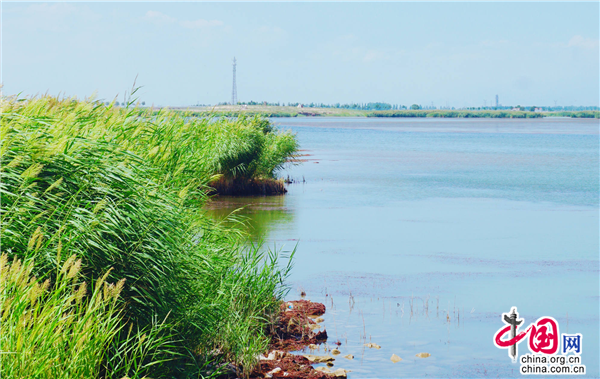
xmin=231 ymin=57 xmax=237 ymax=105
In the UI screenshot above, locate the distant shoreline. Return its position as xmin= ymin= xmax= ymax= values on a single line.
xmin=163 ymin=105 xmax=599 ymax=119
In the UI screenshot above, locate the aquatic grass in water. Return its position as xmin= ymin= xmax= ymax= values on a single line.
xmin=0 ymin=95 xmax=297 ymax=377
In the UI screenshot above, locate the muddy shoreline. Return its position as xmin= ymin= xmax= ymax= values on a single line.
xmin=249 ymin=300 xmax=350 ymax=379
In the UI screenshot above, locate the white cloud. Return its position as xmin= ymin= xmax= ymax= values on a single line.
xmin=480 ymin=39 xmax=509 ymax=47
xmin=363 ymin=49 xmax=386 ymax=63
xmin=567 ymin=35 xmax=599 ymax=50
xmin=10 ymin=3 xmax=98 ymax=32
xmin=143 ymin=12 xmax=223 ymax=30
xmin=28 ymin=3 xmax=77 ymax=16
xmin=179 ymin=19 xmax=224 ymax=29
xmin=256 ymin=26 xmax=285 ymax=35
xmin=144 ymin=10 xmax=177 ymax=26
xmin=252 ymin=25 xmax=288 ymax=44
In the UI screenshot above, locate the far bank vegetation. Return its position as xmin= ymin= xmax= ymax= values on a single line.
xmin=167 ymin=105 xmax=600 ymax=119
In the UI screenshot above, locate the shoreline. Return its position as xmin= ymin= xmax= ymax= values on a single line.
xmin=160 ymin=106 xmax=599 ymax=119
xmin=247 ymin=299 xmax=353 ymax=379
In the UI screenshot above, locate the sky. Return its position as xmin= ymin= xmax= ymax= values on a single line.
xmin=2 ymin=2 xmax=599 ymax=107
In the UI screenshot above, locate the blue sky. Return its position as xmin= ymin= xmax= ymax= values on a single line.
xmin=2 ymin=2 xmax=599 ymax=107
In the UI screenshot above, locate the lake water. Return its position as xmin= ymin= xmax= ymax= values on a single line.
xmin=205 ymin=117 xmax=599 ymax=378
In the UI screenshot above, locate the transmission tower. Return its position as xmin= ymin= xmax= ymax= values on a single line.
xmin=231 ymin=57 xmax=237 ymax=106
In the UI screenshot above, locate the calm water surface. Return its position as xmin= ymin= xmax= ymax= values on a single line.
xmin=205 ymin=118 xmax=599 ymax=378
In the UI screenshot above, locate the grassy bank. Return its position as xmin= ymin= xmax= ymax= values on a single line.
xmin=166 ymin=105 xmax=600 ymax=119
xmin=1 ymin=95 xmax=298 ymax=378
xmin=170 ymin=105 xmax=368 ymax=118
xmin=367 ymin=110 xmax=600 ymax=118
xmin=367 ymin=110 xmax=544 ymax=118
xmin=544 ymin=111 xmax=600 ymax=118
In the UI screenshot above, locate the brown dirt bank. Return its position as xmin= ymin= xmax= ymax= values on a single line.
xmin=270 ymin=300 xmax=327 ymax=351
xmin=248 ymin=300 xmax=342 ymax=379
xmin=209 ymin=177 xmax=287 ymax=196
xmin=251 ymin=353 xmax=331 ymax=379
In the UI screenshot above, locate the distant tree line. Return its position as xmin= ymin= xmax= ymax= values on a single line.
xmin=233 ymin=101 xmax=407 ymax=110
xmin=103 ymin=101 xmax=146 ymax=107
xmin=239 ymin=101 xmax=283 ymax=106
xmin=220 ymin=100 xmax=599 ymax=112
xmin=461 ymin=105 xmax=599 ymax=111
xmin=297 ymin=102 xmax=405 ymax=110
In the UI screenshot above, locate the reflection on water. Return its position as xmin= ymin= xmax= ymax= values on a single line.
xmin=205 ymin=118 xmax=599 ymax=378
xmin=204 ymin=195 xmax=293 ymax=240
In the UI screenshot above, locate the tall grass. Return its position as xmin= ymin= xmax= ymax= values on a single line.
xmin=0 ymin=94 xmax=297 ymax=378
xmin=0 ymin=254 xmax=172 ymax=378
xmin=0 ymin=254 xmax=121 ymax=378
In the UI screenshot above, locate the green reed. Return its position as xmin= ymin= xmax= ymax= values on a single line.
xmin=0 ymin=95 xmax=297 ymax=378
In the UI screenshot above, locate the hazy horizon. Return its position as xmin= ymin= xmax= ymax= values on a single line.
xmin=2 ymin=2 xmax=599 ymax=107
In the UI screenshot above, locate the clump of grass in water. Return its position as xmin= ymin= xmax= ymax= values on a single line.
xmin=202 ymin=115 xmax=299 ymax=195
xmin=0 ymin=94 xmax=296 ymax=378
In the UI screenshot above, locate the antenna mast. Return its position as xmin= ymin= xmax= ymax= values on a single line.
xmin=231 ymin=57 xmax=237 ymax=106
